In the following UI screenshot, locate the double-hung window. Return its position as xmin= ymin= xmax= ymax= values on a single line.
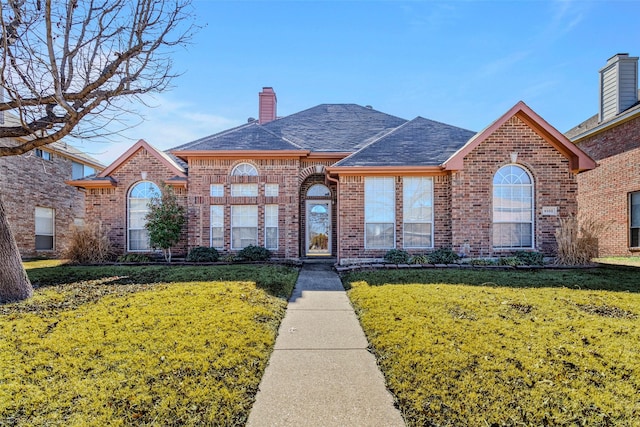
xmin=210 ymin=205 xmax=224 ymax=249
xmin=265 ymin=205 xmax=278 ymax=249
xmin=493 ymin=165 xmax=534 ymax=249
xmin=403 ymin=177 xmax=433 ymax=248
xmin=35 ymin=207 xmax=55 ymax=250
xmin=630 ymin=192 xmax=640 ymax=248
xmin=365 ymin=177 xmax=395 ymax=249
xmin=231 ymin=205 xmax=258 ymax=249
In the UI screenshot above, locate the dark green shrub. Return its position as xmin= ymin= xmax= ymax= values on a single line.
xmin=499 ymin=256 xmax=523 ymax=267
xmin=514 ymin=251 xmax=544 ymax=266
xmin=117 ymin=253 xmax=153 ymax=263
xmin=427 ymin=248 xmax=460 ymax=264
xmin=237 ymin=245 xmax=271 ymax=261
xmin=410 ymin=254 xmax=430 ymax=264
xmin=469 ymin=258 xmax=497 ymax=266
xmin=186 ymin=246 xmax=219 ymax=262
xmin=384 ymin=249 xmax=410 ymax=264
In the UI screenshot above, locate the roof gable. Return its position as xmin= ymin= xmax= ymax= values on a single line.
xmin=444 ymin=101 xmax=596 ymax=172
xmin=333 ymin=117 xmax=475 ymax=168
xmin=99 ymin=139 xmax=186 ymax=178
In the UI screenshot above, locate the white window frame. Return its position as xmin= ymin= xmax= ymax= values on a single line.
xmin=231 ymin=163 xmax=258 ymax=176
xmin=231 ymin=183 xmax=258 ymax=197
xmin=265 ymin=183 xmax=279 ymax=197
xmin=403 ymin=177 xmax=434 ymax=248
xmin=492 ymin=164 xmax=534 ymax=250
xmin=265 ymin=204 xmax=278 ymax=249
xmin=127 ymin=181 xmax=160 ymax=251
xmin=630 ymin=191 xmax=640 ymax=248
xmin=231 ymin=205 xmax=258 ymax=250
xmin=364 ymin=177 xmax=396 ymax=249
xmin=35 ymin=207 xmax=55 ymax=251
xmin=35 ymin=149 xmax=51 ymax=160
xmin=210 ymin=205 xmax=224 ymax=249
xmin=210 ymin=184 xmax=224 ymax=197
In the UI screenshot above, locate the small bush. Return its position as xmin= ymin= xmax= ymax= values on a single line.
xmin=469 ymin=258 xmax=497 ymax=266
xmin=384 ymin=249 xmax=410 ymax=264
xmin=427 ymin=248 xmax=460 ymax=264
xmin=186 ymin=247 xmax=219 ymax=262
xmin=63 ymin=222 xmax=114 ymax=264
xmin=514 ymin=250 xmax=544 ymax=266
xmin=117 ymin=253 xmax=153 ymax=263
xmin=410 ymin=254 xmax=430 ymax=264
xmin=499 ymin=257 xmax=522 ymax=267
xmin=220 ymin=253 xmax=237 ymax=263
xmin=555 ymin=215 xmax=607 ymax=265
xmin=237 ymin=245 xmax=271 ymax=261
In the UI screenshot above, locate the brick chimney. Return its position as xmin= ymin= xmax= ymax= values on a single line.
xmin=599 ymin=53 xmax=638 ymax=122
xmin=259 ymin=87 xmax=277 ymax=124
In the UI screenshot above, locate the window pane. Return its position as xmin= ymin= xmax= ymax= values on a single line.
xmin=231 ymin=184 xmax=258 ymax=197
xmin=493 ymin=165 xmax=533 ymax=248
xmin=211 ymin=227 xmax=224 ymax=249
xmin=35 ymin=235 xmax=54 ymax=251
xmin=265 ymin=205 xmax=278 ymax=227
xmin=72 ymin=162 xmax=84 ymax=180
xmin=493 ymin=223 xmax=532 ymax=248
xmin=210 ymin=184 xmax=224 ymax=197
xmin=231 ymin=205 xmax=258 ymax=227
xmin=266 ymin=227 xmax=278 ymax=249
xmin=365 ymin=223 xmax=394 ymax=249
xmin=210 ymin=205 xmax=224 ymax=227
xmin=35 ymin=207 xmax=54 ymax=234
xmin=307 ymin=184 xmax=330 ymax=197
xmin=631 ymin=192 xmax=640 ymax=228
xmin=404 ymin=223 xmax=432 ymax=248
xmin=129 ymin=229 xmax=150 ymax=251
xmin=265 ymin=184 xmax=279 ymax=197
xmin=631 ymin=228 xmax=640 ymax=248
xmin=403 ymin=177 xmax=433 ymax=222
xmin=365 ymin=177 xmax=395 ymax=222
xmin=231 ymin=163 xmax=258 ymax=176
xmin=232 ymin=227 xmax=257 ymax=249
xmin=128 ymin=182 xmax=160 ymax=251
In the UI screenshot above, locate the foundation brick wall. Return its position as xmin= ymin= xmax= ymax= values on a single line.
xmin=576 ymin=147 xmax=640 ymax=256
xmin=574 ymin=114 xmax=640 ymax=256
xmin=451 ymin=116 xmax=578 ymax=257
xmin=0 ymin=148 xmax=87 ymax=258
xmin=85 ymin=147 xmax=188 ymax=256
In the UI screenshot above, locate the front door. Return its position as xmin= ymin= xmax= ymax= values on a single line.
xmin=306 ymin=200 xmax=331 ymax=256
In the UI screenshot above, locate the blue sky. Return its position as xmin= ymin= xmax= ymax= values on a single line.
xmin=82 ymin=0 xmax=640 ymax=164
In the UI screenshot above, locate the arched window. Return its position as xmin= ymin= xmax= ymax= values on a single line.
xmin=231 ymin=163 xmax=258 ymax=176
xmin=128 ymin=181 xmax=160 ymax=251
xmin=307 ymin=184 xmax=331 ymax=197
xmin=492 ymin=165 xmax=534 ymax=249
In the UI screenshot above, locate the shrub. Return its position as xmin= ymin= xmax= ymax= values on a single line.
xmin=514 ymin=250 xmax=544 ymax=266
xmin=237 ymin=245 xmax=271 ymax=261
xmin=427 ymin=248 xmax=460 ymax=264
xmin=555 ymin=215 xmax=607 ymax=265
xmin=469 ymin=258 xmax=497 ymax=266
xmin=186 ymin=246 xmax=219 ymax=262
xmin=220 ymin=253 xmax=237 ymax=263
xmin=409 ymin=254 xmax=430 ymax=264
xmin=499 ymin=256 xmax=522 ymax=267
xmin=384 ymin=249 xmax=410 ymax=264
xmin=117 ymin=253 xmax=153 ymax=263
xmin=63 ymin=222 xmax=114 ymax=264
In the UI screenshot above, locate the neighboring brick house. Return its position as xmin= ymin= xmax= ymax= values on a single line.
xmin=71 ymin=88 xmax=595 ymax=264
xmin=0 ymin=114 xmax=105 ymax=258
xmin=567 ymin=53 xmax=640 ymax=257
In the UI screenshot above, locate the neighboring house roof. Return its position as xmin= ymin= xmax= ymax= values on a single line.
xmin=332 ymin=117 xmax=475 ymax=168
xmin=444 ymin=101 xmax=596 ymax=173
xmin=259 ymin=104 xmax=407 ymax=152
xmin=565 ymin=89 xmax=640 ymax=141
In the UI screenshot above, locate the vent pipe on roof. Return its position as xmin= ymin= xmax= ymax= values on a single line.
xmin=259 ymin=87 xmax=277 ymax=124
xmin=599 ymin=53 xmax=638 ymax=122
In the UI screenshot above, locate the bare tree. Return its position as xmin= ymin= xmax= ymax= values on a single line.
xmin=0 ymin=0 xmax=194 ymax=302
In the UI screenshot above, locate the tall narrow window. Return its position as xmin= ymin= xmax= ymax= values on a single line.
xmin=210 ymin=205 xmax=224 ymax=249
xmin=231 ymin=205 xmax=258 ymax=249
xmin=403 ymin=177 xmax=433 ymax=248
xmin=365 ymin=177 xmax=395 ymax=249
xmin=128 ymin=181 xmax=160 ymax=251
xmin=493 ymin=165 xmax=534 ymax=249
xmin=265 ymin=205 xmax=278 ymax=249
xmin=35 ymin=207 xmax=54 ymax=250
xmin=630 ymin=192 xmax=640 ymax=248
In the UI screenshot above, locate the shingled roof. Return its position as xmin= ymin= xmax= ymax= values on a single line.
xmin=333 ymin=117 xmax=475 ymax=167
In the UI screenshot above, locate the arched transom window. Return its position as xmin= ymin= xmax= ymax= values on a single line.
xmin=128 ymin=181 xmax=160 ymax=251
xmin=231 ymin=163 xmax=258 ymax=176
xmin=492 ymin=165 xmax=534 ymax=249
xmin=307 ymin=184 xmax=331 ymax=197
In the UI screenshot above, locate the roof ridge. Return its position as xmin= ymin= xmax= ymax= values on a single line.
xmin=257 ymin=125 xmax=305 ymax=149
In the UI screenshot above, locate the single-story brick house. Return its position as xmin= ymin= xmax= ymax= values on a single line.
xmin=567 ymin=53 xmax=640 ymax=257
xmin=71 ymin=88 xmax=595 ymax=264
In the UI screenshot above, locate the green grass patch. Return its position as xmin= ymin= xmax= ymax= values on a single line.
xmin=345 ymin=269 xmax=640 ymax=426
xmin=595 ymin=257 xmax=640 ymax=267
xmin=1 ymin=265 xmax=298 ymax=426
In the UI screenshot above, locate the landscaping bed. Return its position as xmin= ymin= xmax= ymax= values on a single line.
xmin=343 ymin=267 xmax=640 ymax=426
xmin=1 ymin=263 xmax=298 ymax=426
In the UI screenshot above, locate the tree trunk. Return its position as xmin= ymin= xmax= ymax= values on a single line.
xmin=0 ymin=194 xmax=33 ymax=303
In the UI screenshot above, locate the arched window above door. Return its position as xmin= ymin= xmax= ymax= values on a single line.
xmin=307 ymin=184 xmax=330 ymax=197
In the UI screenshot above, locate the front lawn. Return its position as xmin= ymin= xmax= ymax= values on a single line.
xmin=344 ymin=267 xmax=640 ymax=426
xmin=1 ymin=264 xmax=298 ymax=426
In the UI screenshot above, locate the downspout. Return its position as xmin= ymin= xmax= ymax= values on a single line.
xmin=325 ymin=171 xmax=340 ymax=265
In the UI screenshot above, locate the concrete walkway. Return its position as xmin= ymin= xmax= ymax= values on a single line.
xmin=247 ymin=263 xmax=405 ymax=426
